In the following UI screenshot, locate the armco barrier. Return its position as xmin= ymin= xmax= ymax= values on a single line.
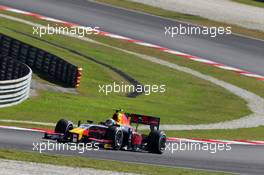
xmin=0 ymin=55 xmax=32 ymax=108
xmin=0 ymin=34 xmax=82 ymax=87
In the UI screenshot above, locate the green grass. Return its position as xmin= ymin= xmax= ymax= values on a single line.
xmin=232 ymin=0 xmax=264 ymax=8
xmin=0 ymin=14 xmax=251 ymax=125
xmin=2 ymin=9 xmax=264 ymax=99
xmin=166 ymin=126 xmax=264 ymax=140
xmin=97 ymin=0 xmax=264 ymax=40
xmin=0 ymin=149 xmax=231 ymax=175
xmin=90 ymin=34 xmax=264 ymax=100
xmin=3 ymin=7 xmax=262 ymax=101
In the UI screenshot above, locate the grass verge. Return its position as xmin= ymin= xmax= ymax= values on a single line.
xmin=232 ymin=0 xmax=264 ymax=8
xmin=97 ymin=0 xmax=264 ymax=40
xmin=0 ymin=149 xmax=230 ymax=175
xmin=0 ymin=13 xmax=251 ymax=125
xmin=166 ymin=126 xmax=264 ymax=140
xmin=90 ymin=33 xmax=264 ymax=99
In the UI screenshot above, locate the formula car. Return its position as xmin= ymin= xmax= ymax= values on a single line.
xmin=43 ymin=110 xmax=166 ymax=154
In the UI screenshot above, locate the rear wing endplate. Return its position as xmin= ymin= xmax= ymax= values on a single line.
xmin=126 ymin=113 xmax=160 ymax=130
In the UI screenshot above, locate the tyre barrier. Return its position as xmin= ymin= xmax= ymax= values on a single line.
xmin=0 ymin=55 xmax=32 ymax=108
xmin=0 ymin=34 xmax=82 ymax=87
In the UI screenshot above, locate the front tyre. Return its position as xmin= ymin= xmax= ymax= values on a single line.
xmin=54 ymin=119 xmax=73 ymax=142
xmin=55 ymin=119 xmax=73 ymax=134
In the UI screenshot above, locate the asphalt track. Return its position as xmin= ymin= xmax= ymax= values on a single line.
xmin=1 ymin=128 xmax=264 ymax=174
xmin=0 ymin=0 xmax=264 ymax=76
xmin=0 ymin=0 xmax=264 ymax=174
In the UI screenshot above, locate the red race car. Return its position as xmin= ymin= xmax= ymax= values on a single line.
xmin=44 ymin=110 xmax=166 ymax=154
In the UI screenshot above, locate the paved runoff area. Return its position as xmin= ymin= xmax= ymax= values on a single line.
xmin=129 ymin=0 xmax=264 ymax=32
xmin=0 ymin=159 xmax=140 ymax=175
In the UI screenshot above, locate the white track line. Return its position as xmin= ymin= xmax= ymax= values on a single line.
xmin=1 ymin=125 xmax=263 ymax=145
xmin=1 ymin=10 xmax=264 ymax=130
xmin=0 ymin=125 xmax=46 ymax=132
xmin=0 ymin=5 xmax=263 ymax=81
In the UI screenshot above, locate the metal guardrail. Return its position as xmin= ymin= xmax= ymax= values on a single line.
xmin=0 ymin=56 xmax=32 ymax=108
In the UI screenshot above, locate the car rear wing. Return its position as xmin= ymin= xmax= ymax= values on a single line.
xmin=126 ymin=113 xmax=160 ymax=130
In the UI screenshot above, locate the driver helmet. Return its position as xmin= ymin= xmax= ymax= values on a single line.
xmin=112 ymin=112 xmax=122 ymax=124
xmin=105 ymin=119 xmax=115 ymax=126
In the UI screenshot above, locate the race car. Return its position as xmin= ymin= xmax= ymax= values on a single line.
xmin=43 ymin=110 xmax=166 ymax=154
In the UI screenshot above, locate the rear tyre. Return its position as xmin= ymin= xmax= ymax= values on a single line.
xmin=147 ymin=130 xmax=166 ymax=154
